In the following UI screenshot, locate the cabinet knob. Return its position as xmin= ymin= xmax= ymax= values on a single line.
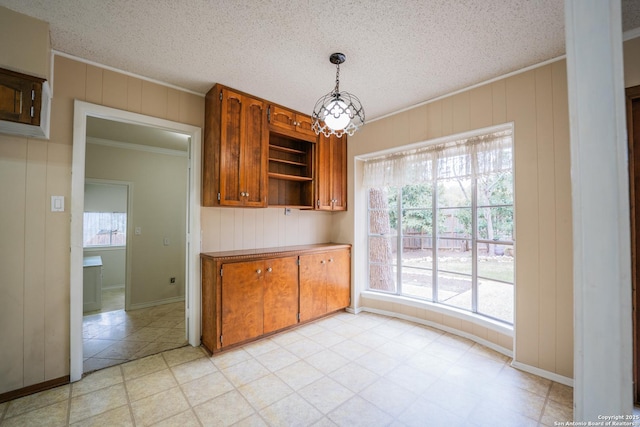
xmin=329 ymin=258 xmax=334 ymax=263
xmin=267 ymin=267 xmax=272 ymax=272
xmin=321 ymin=260 xmax=326 ymax=264
xmin=240 ymin=192 xmax=245 ymax=197
xmin=245 ymin=193 xmax=249 ymax=197
xmin=256 ymin=269 xmax=262 ymax=274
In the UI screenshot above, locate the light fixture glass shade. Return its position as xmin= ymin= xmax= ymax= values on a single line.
xmin=311 ymin=52 xmax=365 ymax=138
xmin=324 ymin=100 xmax=351 ymax=131
xmin=312 ymin=91 xmax=365 ymax=138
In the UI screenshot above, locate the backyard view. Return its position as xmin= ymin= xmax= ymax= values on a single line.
xmin=367 ymin=138 xmax=514 ymax=324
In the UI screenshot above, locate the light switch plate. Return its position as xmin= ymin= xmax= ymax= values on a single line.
xmin=51 ymin=196 xmax=64 ymax=212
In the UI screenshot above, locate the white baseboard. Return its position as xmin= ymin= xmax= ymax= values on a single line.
xmin=510 ymin=360 xmax=574 ymax=387
xmin=102 ymin=284 xmax=125 ymax=290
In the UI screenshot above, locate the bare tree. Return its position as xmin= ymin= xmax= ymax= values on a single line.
xmin=368 ymin=188 xmax=396 ymax=291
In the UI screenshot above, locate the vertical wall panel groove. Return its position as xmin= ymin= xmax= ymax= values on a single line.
xmin=535 ymin=64 xmax=558 ymax=373
xmin=0 ymin=137 xmax=27 ymax=393
xmin=23 ymin=139 xmax=47 ymax=386
xmin=507 ymin=70 xmax=541 ymax=368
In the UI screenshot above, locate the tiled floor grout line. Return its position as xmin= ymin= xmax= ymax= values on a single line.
xmin=120 ymin=364 xmax=136 ymax=427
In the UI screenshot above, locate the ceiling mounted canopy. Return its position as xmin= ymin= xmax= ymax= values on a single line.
xmin=312 ymin=53 xmax=365 ymax=138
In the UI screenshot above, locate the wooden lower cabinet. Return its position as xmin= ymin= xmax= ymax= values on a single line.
xmin=220 ymin=260 xmax=264 ymax=347
xmin=299 ymin=249 xmax=351 ymax=321
xmin=262 ymin=257 xmax=299 ymax=333
xmin=201 ymin=244 xmax=350 ymax=353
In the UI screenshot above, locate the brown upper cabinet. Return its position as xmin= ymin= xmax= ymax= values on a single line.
xmin=203 ymin=84 xmax=269 ymax=207
xmin=268 ymin=104 xmax=316 ymax=141
xmin=203 ymin=83 xmax=348 ymax=211
xmin=0 ymin=68 xmax=44 ymax=127
xmin=316 ymin=133 xmax=347 ymax=211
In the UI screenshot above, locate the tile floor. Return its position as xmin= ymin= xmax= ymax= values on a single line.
xmin=84 ymin=287 xmax=126 ymax=315
xmin=0 ymin=311 xmax=573 ymax=426
xmin=83 ymin=300 xmax=187 ymax=373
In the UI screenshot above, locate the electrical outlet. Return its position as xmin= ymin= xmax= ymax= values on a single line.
xmin=284 ymin=208 xmax=291 ymax=216
xmin=170 ymin=277 xmax=176 ymax=284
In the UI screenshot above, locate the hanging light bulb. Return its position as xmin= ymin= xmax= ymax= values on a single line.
xmin=311 ymin=53 xmax=365 ymax=138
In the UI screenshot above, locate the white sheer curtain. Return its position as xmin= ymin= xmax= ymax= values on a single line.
xmin=362 ymin=129 xmax=512 ymax=188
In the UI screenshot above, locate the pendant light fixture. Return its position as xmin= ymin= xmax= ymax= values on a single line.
xmin=311 ymin=52 xmax=365 ymax=138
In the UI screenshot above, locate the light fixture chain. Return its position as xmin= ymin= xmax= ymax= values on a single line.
xmin=334 ymin=63 xmax=340 ymax=95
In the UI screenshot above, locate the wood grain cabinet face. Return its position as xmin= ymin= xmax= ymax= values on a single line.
xmin=326 ymin=249 xmax=351 ymax=312
xmin=221 ymin=260 xmax=264 ymax=347
xmin=299 ymin=249 xmax=351 ymax=321
xmin=203 ymin=85 xmax=268 ymax=207
xmin=220 ymin=256 xmax=298 ymax=348
xmin=269 ymin=104 xmax=316 ymax=138
xmin=262 ymin=257 xmax=299 ymax=333
xmin=0 ymin=68 xmax=43 ymax=126
xmin=316 ymin=134 xmax=347 ymax=211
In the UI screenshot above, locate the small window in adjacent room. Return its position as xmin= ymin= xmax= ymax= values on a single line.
xmin=364 ymin=125 xmax=514 ymax=324
xmin=83 ymin=212 xmax=127 ymax=247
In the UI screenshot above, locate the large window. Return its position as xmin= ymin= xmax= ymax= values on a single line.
xmin=365 ymin=127 xmax=514 ymax=324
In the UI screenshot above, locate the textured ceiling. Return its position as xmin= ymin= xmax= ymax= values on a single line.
xmin=2 ymin=0 xmax=640 ymax=122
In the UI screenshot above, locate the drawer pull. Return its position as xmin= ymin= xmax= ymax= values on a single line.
xmin=256 ymin=269 xmax=262 ymax=274
xmin=267 ymin=267 xmax=272 ymax=272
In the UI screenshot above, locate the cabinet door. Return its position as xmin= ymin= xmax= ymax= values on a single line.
xmin=269 ymin=105 xmax=296 ymax=132
xmin=329 ymin=135 xmax=347 ymax=211
xmin=219 ymin=89 xmax=245 ymax=206
xmin=263 ymin=256 xmax=299 ymax=333
xmin=315 ymin=133 xmax=333 ymax=210
xmin=326 ymin=249 xmax=351 ymax=312
xmin=0 ymin=70 xmax=41 ymax=126
xmin=294 ymin=113 xmax=317 ymax=137
xmin=242 ymin=96 xmax=268 ymax=207
xmin=269 ymin=105 xmax=316 ymax=138
xmin=219 ymin=89 xmax=267 ymax=207
xmin=299 ymin=252 xmax=328 ymax=321
xmin=221 ymin=261 xmax=264 ymax=347
xmin=316 ymin=134 xmax=347 ymax=211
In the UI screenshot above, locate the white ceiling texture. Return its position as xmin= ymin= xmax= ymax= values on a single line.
xmin=2 ymin=0 xmax=640 ymax=124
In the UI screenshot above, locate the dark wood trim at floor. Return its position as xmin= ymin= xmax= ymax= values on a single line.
xmin=0 ymin=376 xmax=70 ymax=404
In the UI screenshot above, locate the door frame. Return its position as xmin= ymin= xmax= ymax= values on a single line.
xmin=70 ymin=100 xmax=202 ymax=382
xmin=628 ymin=85 xmax=640 ymax=404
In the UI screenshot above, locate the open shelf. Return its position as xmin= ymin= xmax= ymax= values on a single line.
xmin=269 ymin=144 xmax=306 ymax=155
xmin=268 ymin=172 xmax=313 ymax=182
xmin=269 ymin=158 xmax=309 ymax=167
xmin=268 ymin=133 xmax=314 ymax=208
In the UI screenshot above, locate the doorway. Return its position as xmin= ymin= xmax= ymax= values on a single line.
xmin=70 ymin=101 xmax=202 ymax=382
xmin=628 ymin=85 xmax=640 ymax=404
